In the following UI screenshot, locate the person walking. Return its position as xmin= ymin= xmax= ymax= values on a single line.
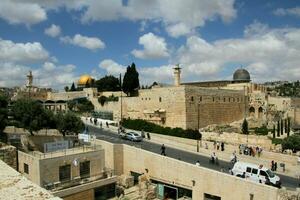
xmin=271 ymin=160 xmax=275 ymax=171
xmin=141 ymin=129 xmax=145 ymax=138
xmin=221 ymin=142 xmax=224 ymax=151
xmin=161 ymin=144 xmax=166 ymax=156
xmin=195 ymin=160 xmax=200 ymax=166
xmin=216 ymin=142 xmax=220 ymax=150
xmin=213 ymin=141 xmax=216 ymax=149
xmin=274 ymin=162 xmax=277 ymax=171
xmin=147 ymin=132 xmax=151 ymax=140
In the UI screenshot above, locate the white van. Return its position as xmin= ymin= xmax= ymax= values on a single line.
xmin=232 ymin=161 xmax=281 ymax=187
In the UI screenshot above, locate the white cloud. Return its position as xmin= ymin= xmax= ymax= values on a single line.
xmin=60 ymin=34 xmax=105 ymax=50
xmin=273 ymin=7 xmax=300 ymax=18
xmin=44 ymin=24 xmax=61 ymax=37
xmin=0 ymin=0 xmax=46 ymax=26
xmin=176 ymin=23 xmax=300 ymax=82
xmin=132 ymin=32 xmax=169 ymax=59
xmin=99 ymin=59 xmax=126 ymax=76
xmin=0 ymin=61 xmax=78 ymax=89
xmin=166 ymin=23 xmax=191 ymax=38
xmin=0 ymin=38 xmax=49 ymax=63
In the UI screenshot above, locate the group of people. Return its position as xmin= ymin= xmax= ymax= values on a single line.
xmin=213 ymin=141 xmax=225 ymax=151
xmin=239 ymin=145 xmax=262 ymax=157
xmin=86 ymin=117 xmax=109 ymax=128
xmin=210 ymin=152 xmax=219 ymax=164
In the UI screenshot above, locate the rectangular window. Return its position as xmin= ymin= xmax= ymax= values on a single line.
xmin=80 ymin=161 xmax=90 ymax=178
xmin=59 ymin=164 xmax=71 ymax=182
xmin=159 ymin=97 xmax=162 ymax=102
xmin=252 ymin=168 xmax=258 ymax=174
xmin=204 ymin=193 xmax=221 ymax=200
xmin=259 ymin=170 xmax=268 ymax=177
xmin=24 ymin=163 xmax=29 ymax=174
xmin=200 ymin=96 xmax=202 ymax=101
xmin=246 ymin=167 xmax=251 ymax=173
xmin=191 ymin=96 xmax=194 ymax=101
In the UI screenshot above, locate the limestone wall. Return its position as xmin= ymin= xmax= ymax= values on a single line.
xmin=0 ymin=143 xmax=17 ymax=169
xmin=185 ymin=87 xmax=246 ymax=129
xmin=120 ymin=144 xmax=279 ymax=200
xmin=48 ymin=91 xmax=87 ymax=101
xmin=268 ymin=96 xmax=291 ymax=112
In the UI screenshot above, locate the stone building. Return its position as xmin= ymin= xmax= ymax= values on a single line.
xmin=18 ymin=143 xmax=117 ymax=200
xmin=93 ymin=67 xmax=248 ymax=129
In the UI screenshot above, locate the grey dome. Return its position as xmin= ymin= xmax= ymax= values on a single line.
xmin=233 ymin=68 xmax=250 ymax=82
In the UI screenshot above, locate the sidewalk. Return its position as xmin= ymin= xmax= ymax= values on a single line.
xmin=83 ymin=118 xmax=300 ymax=179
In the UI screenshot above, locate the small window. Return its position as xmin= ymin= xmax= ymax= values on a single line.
xmin=141 ymin=98 xmax=143 ymax=100
xmin=259 ymin=170 xmax=268 ymax=177
xmin=59 ymin=164 xmax=71 ymax=182
xmin=233 ymin=98 xmax=235 ymax=102
xmin=200 ymin=96 xmax=202 ymax=102
xmin=252 ymin=168 xmax=258 ymax=174
xmin=191 ymin=96 xmax=194 ymax=101
xmin=229 ymin=98 xmax=231 ymax=102
xmin=246 ymin=167 xmax=251 ymax=173
xmin=159 ymin=97 xmax=162 ymax=102
xmin=24 ymin=163 xmax=29 ymax=174
xmin=212 ymin=97 xmax=215 ymax=102
xmin=223 ymin=98 xmax=226 ymax=102
xmin=80 ymin=161 xmax=90 ymax=178
xmin=237 ymin=98 xmax=239 ymax=102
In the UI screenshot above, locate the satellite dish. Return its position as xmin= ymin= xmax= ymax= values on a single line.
xmin=73 ymin=159 xmax=78 ymax=167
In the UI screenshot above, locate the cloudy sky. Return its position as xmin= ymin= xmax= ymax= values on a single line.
xmin=0 ymin=0 xmax=300 ymax=90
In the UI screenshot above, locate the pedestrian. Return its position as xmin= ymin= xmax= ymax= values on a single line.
xmin=274 ymin=162 xmax=277 ymax=171
xmin=106 ymin=121 xmax=109 ymax=128
xmin=90 ymin=117 xmax=93 ymax=123
xmin=216 ymin=142 xmax=220 ymax=150
xmin=221 ymin=142 xmax=224 ymax=151
xmin=161 ymin=144 xmax=166 ymax=156
xmin=100 ymin=122 xmax=102 ymax=129
xmin=195 ymin=160 xmax=200 ymax=166
xmin=257 ymin=147 xmax=262 ymax=157
xmin=213 ymin=141 xmax=216 ymax=149
xmin=147 ymin=132 xmax=151 ymax=140
xmin=141 ymin=129 xmax=145 ymax=138
xmin=94 ymin=118 xmax=97 ymax=125
xmin=205 ymin=143 xmax=208 ymax=149
xmin=271 ymin=160 xmax=274 ymax=171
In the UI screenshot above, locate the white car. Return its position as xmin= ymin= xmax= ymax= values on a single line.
xmin=232 ymin=161 xmax=281 ymax=187
xmin=124 ymin=132 xmax=143 ymax=142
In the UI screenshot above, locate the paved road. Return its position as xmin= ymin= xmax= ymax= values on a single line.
xmin=87 ymin=125 xmax=299 ymax=190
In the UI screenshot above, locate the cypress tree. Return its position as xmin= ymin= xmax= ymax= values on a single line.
xmin=287 ymin=117 xmax=290 ymax=137
xmin=273 ymin=124 xmax=275 ymax=139
xmin=280 ymin=119 xmax=283 ymax=135
xmin=277 ymin=121 xmax=280 ymax=137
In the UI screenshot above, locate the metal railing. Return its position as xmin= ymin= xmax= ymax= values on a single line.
xmin=43 ymin=168 xmax=116 ymax=191
xmin=29 ymin=145 xmax=103 ymax=159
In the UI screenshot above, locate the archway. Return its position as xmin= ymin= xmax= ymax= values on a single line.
xmin=249 ymin=107 xmax=255 ymax=117
xmin=258 ymin=107 xmax=263 ymax=119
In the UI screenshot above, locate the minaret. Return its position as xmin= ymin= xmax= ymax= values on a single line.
xmin=26 ymin=71 xmax=33 ymax=88
xmin=173 ymin=64 xmax=181 ymax=86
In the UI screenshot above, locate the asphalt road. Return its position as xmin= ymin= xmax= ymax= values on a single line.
xmin=87 ymin=125 xmax=299 ymax=190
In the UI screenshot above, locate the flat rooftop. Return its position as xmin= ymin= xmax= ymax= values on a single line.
xmin=27 ymin=145 xmax=102 ymax=159
xmin=0 ymin=160 xmax=61 ymax=200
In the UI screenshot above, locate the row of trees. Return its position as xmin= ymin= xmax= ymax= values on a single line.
xmin=0 ymin=96 xmax=84 ymax=138
xmin=65 ymin=63 xmax=140 ymax=96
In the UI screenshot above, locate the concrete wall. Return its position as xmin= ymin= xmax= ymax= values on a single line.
xmin=18 ymin=151 xmax=42 ymax=185
xmin=18 ymin=149 xmax=105 ymax=187
xmin=121 ymin=144 xmax=278 ymax=200
xmin=95 ymin=139 xmax=279 ymax=200
xmin=0 ymin=144 xmax=17 ymax=169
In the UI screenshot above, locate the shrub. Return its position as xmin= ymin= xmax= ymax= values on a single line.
xmin=122 ymin=119 xmax=201 ymax=140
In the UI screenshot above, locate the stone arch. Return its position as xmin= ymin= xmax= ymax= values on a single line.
xmin=258 ymin=107 xmax=263 ymax=119
xmin=249 ymin=107 xmax=255 ymax=117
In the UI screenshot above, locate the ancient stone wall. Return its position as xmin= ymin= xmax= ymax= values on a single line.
xmin=0 ymin=143 xmax=17 ymax=170
xmin=185 ymin=86 xmax=246 ymax=129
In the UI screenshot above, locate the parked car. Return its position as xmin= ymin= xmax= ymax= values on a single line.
xmin=124 ymin=132 xmax=143 ymax=142
xmin=231 ymin=161 xmax=281 ymax=187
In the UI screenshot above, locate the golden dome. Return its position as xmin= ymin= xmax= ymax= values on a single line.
xmin=78 ymin=75 xmax=92 ymax=85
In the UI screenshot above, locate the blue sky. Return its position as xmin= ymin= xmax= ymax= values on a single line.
xmin=0 ymin=0 xmax=300 ymax=90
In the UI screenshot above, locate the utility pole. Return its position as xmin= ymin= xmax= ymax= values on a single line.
xmin=244 ymin=86 xmax=248 ymax=144
xmin=119 ymin=73 xmax=123 ymax=126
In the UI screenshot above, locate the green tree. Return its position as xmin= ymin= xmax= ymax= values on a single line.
xmin=280 ymin=119 xmax=284 ymax=135
xmin=11 ymin=99 xmax=48 ymax=135
xmin=242 ymin=119 xmax=249 ymax=135
xmin=122 ymin=63 xmax=140 ymax=96
xmin=277 ymin=120 xmax=280 ymax=137
xmin=70 ymin=82 xmax=76 ymax=91
xmin=64 ymin=86 xmax=69 ymax=92
xmin=287 ymin=117 xmax=290 ymax=137
xmin=76 ymin=98 xmax=94 ymax=113
xmin=272 ymin=124 xmax=276 ymax=139
xmin=95 ymin=75 xmax=121 ymax=92
xmin=281 ymin=134 xmax=300 ymax=152
xmin=98 ymin=96 xmax=107 ymax=106
xmin=56 ymin=112 xmax=84 ymax=137
xmin=0 ymin=95 xmax=8 ymax=141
